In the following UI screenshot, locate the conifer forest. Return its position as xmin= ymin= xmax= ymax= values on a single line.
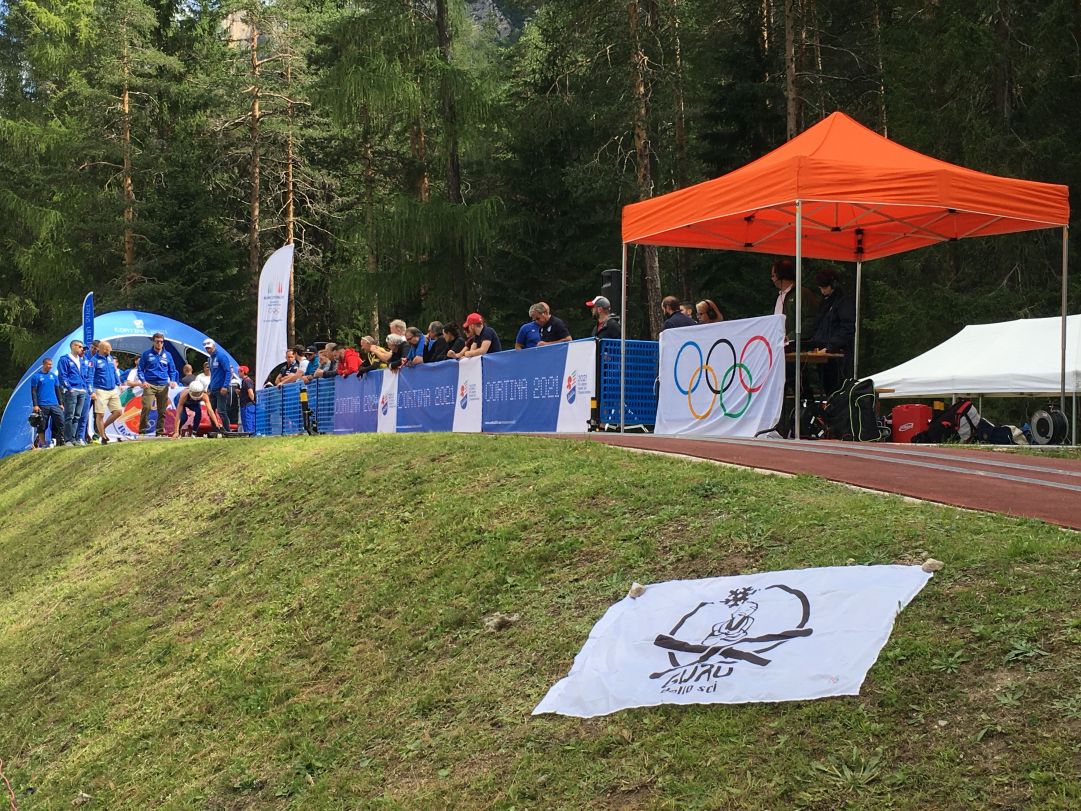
xmin=2 ymin=0 xmax=1080 ymax=384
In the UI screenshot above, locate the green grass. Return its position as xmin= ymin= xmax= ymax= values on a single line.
xmin=0 ymin=434 xmax=1078 ymax=809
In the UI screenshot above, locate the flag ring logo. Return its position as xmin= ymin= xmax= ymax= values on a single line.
xmin=673 ymin=335 xmax=774 ymax=420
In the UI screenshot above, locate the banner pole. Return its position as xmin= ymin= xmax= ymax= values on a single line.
xmin=794 ymin=201 xmax=803 ymax=440
xmin=620 ymin=242 xmax=628 ymax=433
xmin=1061 ymin=225 xmax=1069 ymax=417
xmin=854 ymin=261 xmax=863 ymax=380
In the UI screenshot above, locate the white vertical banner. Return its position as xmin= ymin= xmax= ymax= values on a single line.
xmin=556 ymin=340 xmax=596 ymax=432
xmin=453 ymin=356 xmax=483 ymax=432
xmin=377 ymin=369 xmax=398 ymax=433
xmin=656 ymin=314 xmax=786 ymax=437
xmin=256 ymin=244 xmax=294 ymax=388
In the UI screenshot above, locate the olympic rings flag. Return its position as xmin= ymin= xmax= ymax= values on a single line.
xmin=656 ymin=315 xmax=786 ymax=437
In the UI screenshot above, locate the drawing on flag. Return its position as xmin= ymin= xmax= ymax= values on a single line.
xmin=533 ymin=565 xmax=932 ymax=718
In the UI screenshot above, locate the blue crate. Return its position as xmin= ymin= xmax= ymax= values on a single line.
xmin=597 ymin=339 xmax=658 ymax=427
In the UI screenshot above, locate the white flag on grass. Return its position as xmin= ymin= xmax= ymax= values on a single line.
xmin=534 ymin=565 xmax=931 ymax=718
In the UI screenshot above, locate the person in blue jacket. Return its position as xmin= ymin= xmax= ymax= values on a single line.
xmin=136 ymin=332 xmax=179 ymax=437
xmin=91 ymin=340 xmax=124 ymax=444
xmin=204 ymin=338 xmax=234 ymax=427
xmin=56 ymin=339 xmax=90 ymax=446
xmin=30 ymin=357 xmax=65 ymax=447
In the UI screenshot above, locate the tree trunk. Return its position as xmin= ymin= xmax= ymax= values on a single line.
xmin=120 ymin=21 xmax=135 ymax=288
xmin=872 ymin=0 xmax=887 ymax=136
xmin=121 ymin=78 xmax=135 ymax=284
xmin=363 ymin=119 xmax=379 ymax=339
xmin=784 ymin=0 xmax=799 ymax=139
xmin=628 ymin=0 xmax=663 ymax=339
xmin=249 ymin=22 xmax=262 ymax=298
xmin=285 ymin=63 xmax=296 ymax=347
xmin=405 ymin=0 xmax=430 ymax=203
xmin=435 ymin=0 xmax=468 ymax=314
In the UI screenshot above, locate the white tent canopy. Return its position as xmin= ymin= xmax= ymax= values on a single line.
xmin=872 ymin=315 xmax=1081 ymax=398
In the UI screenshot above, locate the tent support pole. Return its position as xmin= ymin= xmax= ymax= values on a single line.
xmin=1073 ymin=393 xmax=1077 ymax=446
xmin=1061 ymin=226 xmax=1069 ymax=418
xmin=620 ymin=242 xmax=628 ymax=434
xmin=795 ymin=201 xmax=803 ymax=440
xmin=854 ymin=260 xmax=863 ymax=379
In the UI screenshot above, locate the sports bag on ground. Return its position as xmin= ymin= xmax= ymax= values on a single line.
xmin=824 ymin=378 xmax=883 ymax=441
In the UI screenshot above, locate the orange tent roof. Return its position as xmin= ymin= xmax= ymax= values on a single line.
xmin=622 ymin=112 xmax=1070 ymax=261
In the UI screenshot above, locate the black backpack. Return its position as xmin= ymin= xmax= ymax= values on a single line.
xmin=912 ymin=399 xmax=993 ymax=444
xmin=824 ymin=378 xmax=882 ymax=441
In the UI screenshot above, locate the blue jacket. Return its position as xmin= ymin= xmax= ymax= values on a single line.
xmin=57 ymin=353 xmax=89 ymax=391
xmin=208 ymin=350 xmax=232 ymax=391
xmin=91 ymin=353 xmax=121 ymax=390
xmin=80 ymin=355 xmax=94 ymax=389
xmin=138 ymin=347 xmax=179 ymax=386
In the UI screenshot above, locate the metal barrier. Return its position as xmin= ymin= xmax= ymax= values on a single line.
xmin=281 ymin=382 xmax=303 ymax=435
xmin=311 ymin=377 xmax=336 ymax=433
xmin=255 ymin=377 xmax=337 ymax=436
xmin=253 ymin=341 xmax=661 ymax=435
xmin=597 ymin=339 xmax=659 ymax=427
xmin=256 ymin=388 xmax=271 ymax=436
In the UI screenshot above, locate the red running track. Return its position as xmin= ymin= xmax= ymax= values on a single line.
xmin=576 ymin=434 xmax=1081 ymax=530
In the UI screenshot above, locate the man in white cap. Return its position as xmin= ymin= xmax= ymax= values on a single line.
xmin=587 ymin=295 xmax=621 ymax=340
xmin=203 ymin=338 xmax=234 ymax=428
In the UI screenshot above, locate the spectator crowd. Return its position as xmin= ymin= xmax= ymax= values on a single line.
xmin=28 ymin=262 xmax=854 ymax=447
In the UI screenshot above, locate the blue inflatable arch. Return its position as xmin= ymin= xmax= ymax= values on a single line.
xmin=0 ymin=310 xmax=238 ymax=458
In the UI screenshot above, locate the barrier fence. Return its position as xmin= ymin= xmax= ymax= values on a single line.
xmin=254 ymin=340 xmax=662 ymax=437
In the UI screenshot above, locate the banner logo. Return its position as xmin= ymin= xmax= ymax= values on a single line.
xmin=459 ymin=383 xmax=469 ymax=410
xmin=565 ymin=372 xmax=577 ymax=404
xmin=674 ymin=335 xmax=773 ymax=420
xmin=380 ymin=393 xmax=389 ymax=416
xmin=651 ymin=584 xmax=812 ymax=695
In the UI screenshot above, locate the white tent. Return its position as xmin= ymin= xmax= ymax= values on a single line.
xmin=872 ymin=315 xmax=1081 ymax=398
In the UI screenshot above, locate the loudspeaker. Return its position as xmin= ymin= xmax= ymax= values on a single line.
xmin=600 ymin=269 xmax=622 ymax=315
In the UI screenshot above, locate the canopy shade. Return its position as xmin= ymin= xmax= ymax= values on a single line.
xmin=871 ymin=315 xmax=1081 ymax=398
xmin=621 ymin=112 xmax=1070 ymax=261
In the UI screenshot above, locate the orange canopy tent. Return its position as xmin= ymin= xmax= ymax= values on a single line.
xmin=616 ymin=112 xmax=1072 ymax=436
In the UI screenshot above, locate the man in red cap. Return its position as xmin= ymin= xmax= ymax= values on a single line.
xmin=238 ymin=365 xmax=256 ymax=433
xmin=449 ymin=312 xmax=502 ymax=358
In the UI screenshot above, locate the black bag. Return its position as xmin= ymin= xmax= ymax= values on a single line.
xmin=824 ymin=378 xmax=882 ymax=441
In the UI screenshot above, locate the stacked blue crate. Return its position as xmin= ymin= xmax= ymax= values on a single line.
xmin=597 ymin=339 xmax=659 ymax=427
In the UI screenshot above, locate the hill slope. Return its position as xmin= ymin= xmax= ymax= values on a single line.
xmin=0 ymin=435 xmax=1077 ymax=809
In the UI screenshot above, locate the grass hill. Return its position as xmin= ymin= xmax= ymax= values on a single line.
xmin=0 ymin=435 xmax=1077 ymax=809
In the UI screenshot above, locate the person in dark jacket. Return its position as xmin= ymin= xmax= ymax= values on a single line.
xmin=810 ymin=266 xmax=856 ymax=394
xmin=423 ymin=322 xmax=448 ymax=363
xmin=587 ymin=295 xmax=621 ymax=340
xmin=660 ymin=296 xmax=696 ymax=332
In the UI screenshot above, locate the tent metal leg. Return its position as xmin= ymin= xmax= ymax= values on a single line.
xmin=854 ymin=260 xmax=863 ymax=380
xmin=1073 ymin=394 xmax=1077 ymax=446
xmin=1062 ymin=226 xmax=1069 ymax=415
xmin=620 ymin=242 xmax=628 ymax=434
xmin=795 ymin=201 xmax=803 ymax=440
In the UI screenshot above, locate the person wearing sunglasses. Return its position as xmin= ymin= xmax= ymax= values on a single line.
xmin=136 ymin=332 xmax=179 ymax=437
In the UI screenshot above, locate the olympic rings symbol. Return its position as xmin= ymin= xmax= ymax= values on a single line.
xmin=673 ymin=335 xmax=774 ymax=420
